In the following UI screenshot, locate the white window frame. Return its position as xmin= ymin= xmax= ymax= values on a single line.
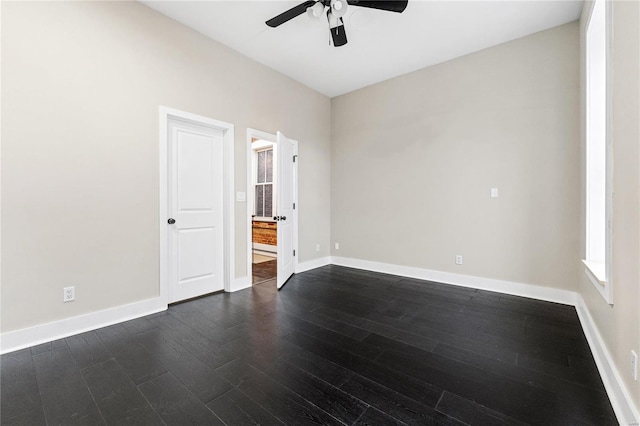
xmin=583 ymin=0 xmax=613 ymax=304
xmin=252 ymin=143 xmax=277 ymax=222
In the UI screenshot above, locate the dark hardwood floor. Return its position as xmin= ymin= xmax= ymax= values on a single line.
xmin=252 ymin=259 xmax=277 ymax=285
xmin=0 ymin=265 xmax=617 ymax=425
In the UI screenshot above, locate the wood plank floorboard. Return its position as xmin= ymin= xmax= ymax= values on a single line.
xmin=252 ymin=259 xmax=277 ymax=285
xmin=0 ymin=265 xmax=617 ymax=425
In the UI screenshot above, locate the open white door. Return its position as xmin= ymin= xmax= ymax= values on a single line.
xmin=276 ymin=131 xmax=297 ymax=289
xmin=167 ymin=118 xmax=224 ymax=302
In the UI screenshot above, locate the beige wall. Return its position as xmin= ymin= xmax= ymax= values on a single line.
xmin=331 ymin=23 xmax=580 ymax=291
xmin=1 ymin=1 xmax=331 ymax=332
xmin=579 ymin=0 xmax=640 ymax=412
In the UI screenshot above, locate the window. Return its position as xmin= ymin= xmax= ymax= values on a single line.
xmin=254 ymin=148 xmax=274 ymax=218
xmin=584 ymin=0 xmax=612 ymax=303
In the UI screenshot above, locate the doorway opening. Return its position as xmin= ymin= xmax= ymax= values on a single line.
xmin=246 ymin=128 xmax=298 ymax=290
xmin=251 ymin=138 xmax=278 ymax=286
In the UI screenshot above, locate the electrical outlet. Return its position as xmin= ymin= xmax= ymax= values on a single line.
xmin=316 ymin=244 xmax=320 ymax=252
xmin=335 ymin=243 xmax=340 ymax=250
xmin=455 ymin=255 xmax=463 ymax=265
xmin=63 ymin=286 xmax=75 ymax=302
xmin=632 ymin=350 xmax=638 ymax=381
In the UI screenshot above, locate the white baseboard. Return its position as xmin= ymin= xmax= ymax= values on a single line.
xmin=0 ymin=296 xmax=167 ymax=355
xmin=329 ymin=256 xmax=638 ymax=424
xmin=1 ymin=275 xmax=252 ymax=354
xmin=575 ymin=296 xmax=640 ymax=425
xmin=2 ymin=255 xmax=637 ymax=424
xmin=253 ymin=243 xmax=276 ymax=253
xmin=330 ymin=256 xmax=577 ymax=305
xmin=230 ymin=276 xmax=252 ymax=292
xmin=253 ymin=250 xmax=276 ymax=258
xmin=296 ymin=256 xmax=331 ymax=274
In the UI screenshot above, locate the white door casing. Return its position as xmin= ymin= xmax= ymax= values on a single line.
xmin=160 ymin=107 xmax=234 ymax=304
xmin=276 ymin=131 xmax=298 ymax=289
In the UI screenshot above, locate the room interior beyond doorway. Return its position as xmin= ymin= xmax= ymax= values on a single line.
xmin=251 ymin=137 xmax=278 ymax=285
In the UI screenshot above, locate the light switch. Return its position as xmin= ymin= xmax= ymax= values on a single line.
xmin=236 ymin=192 xmax=246 ymax=202
xmin=491 ymin=188 xmax=499 ymax=198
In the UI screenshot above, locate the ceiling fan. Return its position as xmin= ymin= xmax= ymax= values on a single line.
xmin=265 ymin=0 xmax=408 ymax=47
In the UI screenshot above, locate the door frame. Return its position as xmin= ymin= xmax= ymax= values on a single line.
xmin=159 ymin=106 xmax=235 ymax=303
xmin=246 ymin=128 xmax=298 ymax=285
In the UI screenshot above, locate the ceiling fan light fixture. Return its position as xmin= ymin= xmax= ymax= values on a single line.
xmin=306 ymin=2 xmax=325 ymax=20
xmin=331 ymin=0 xmax=348 ymax=17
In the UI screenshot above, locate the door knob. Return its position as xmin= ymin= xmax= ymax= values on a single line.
xmin=168 ymin=218 xmax=176 ymax=224
xmin=273 ymin=216 xmax=279 ymax=221
xmin=281 ymin=216 xmax=286 ymax=221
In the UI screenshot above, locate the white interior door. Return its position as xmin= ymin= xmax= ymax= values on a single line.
xmin=168 ymin=118 xmax=224 ymax=303
xmin=276 ymin=131 xmax=297 ymax=289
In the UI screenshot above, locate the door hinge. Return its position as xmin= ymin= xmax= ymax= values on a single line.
xmin=293 ymin=202 xmax=296 ymax=209
xmin=293 ymin=155 xmax=297 ymax=163
xmin=293 ymin=250 xmax=296 ymax=256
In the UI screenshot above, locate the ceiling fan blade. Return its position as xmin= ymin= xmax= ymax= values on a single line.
xmin=266 ymin=1 xmax=318 ymax=27
xmin=330 ymin=19 xmax=348 ymax=47
xmin=346 ymin=0 xmax=408 ymax=13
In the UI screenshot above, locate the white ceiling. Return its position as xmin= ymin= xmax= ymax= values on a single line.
xmin=140 ymin=0 xmax=583 ymax=98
